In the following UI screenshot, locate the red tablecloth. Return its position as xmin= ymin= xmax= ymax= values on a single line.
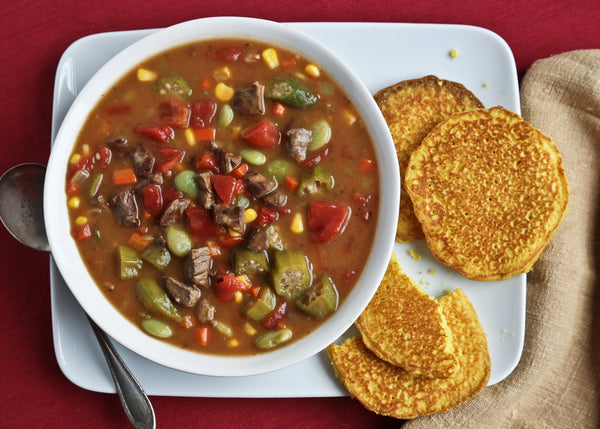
xmin=2 ymin=1 xmax=599 ymax=428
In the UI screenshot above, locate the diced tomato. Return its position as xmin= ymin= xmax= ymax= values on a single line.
xmin=159 ymin=99 xmax=191 ymax=128
xmin=211 ymin=174 xmax=238 ymax=206
xmin=255 ymin=206 xmax=280 ymax=227
xmin=341 ymin=146 xmax=352 ymax=159
xmin=96 ymin=146 xmax=112 ymax=168
xmin=141 ymin=184 xmax=163 ymax=218
xmin=214 ymin=274 xmax=250 ymax=302
xmin=262 ymin=301 xmax=287 ymax=329
xmin=162 ymin=187 xmax=184 ymax=206
xmin=136 ymin=124 xmax=174 ymax=143
xmin=155 ymin=146 xmax=185 ymax=173
xmin=218 ymin=235 xmax=244 ymax=249
xmin=72 ymin=224 xmax=92 ymax=241
xmin=230 ymin=162 xmax=248 ymax=179
xmin=242 ymin=119 xmax=281 ymax=148
xmin=66 ymin=183 xmax=80 ymax=195
xmin=189 ymin=101 xmax=217 ymax=128
xmin=206 ymin=46 xmax=243 ymax=62
xmin=302 ymin=147 xmax=330 ymax=168
xmin=72 ymin=155 xmax=95 ymax=173
xmin=359 ymin=158 xmax=376 ymax=174
xmin=186 ymin=207 xmax=223 ymax=240
xmin=195 ymin=151 xmax=219 ymax=173
xmin=308 ymin=201 xmax=351 ymax=243
xmin=272 ymin=102 xmax=286 ymax=116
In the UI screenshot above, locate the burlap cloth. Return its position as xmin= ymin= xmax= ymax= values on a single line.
xmin=403 ymin=50 xmax=600 ymax=428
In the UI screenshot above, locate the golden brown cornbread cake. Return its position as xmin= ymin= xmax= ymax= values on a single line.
xmin=327 ymin=289 xmax=490 ymax=419
xmin=374 ymin=76 xmax=484 ymax=242
xmin=355 ymin=254 xmax=458 ymax=378
xmin=404 ymin=106 xmax=569 ymax=281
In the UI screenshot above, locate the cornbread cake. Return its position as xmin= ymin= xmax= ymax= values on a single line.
xmin=355 ymin=255 xmax=458 ymax=379
xmin=374 ymin=76 xmax=484 ymax=242
xmin=405 ymin=106 xmax=569 ymax=281
xmin=327 ymin=289 xmax=490 ymax=419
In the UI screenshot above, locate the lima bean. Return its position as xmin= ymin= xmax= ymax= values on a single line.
xmin=141 ymin=319 xmax=173 ymax=338
xmin=255 ymin=328 xmax=293 ymax=349
xmin=309 ymin=119 xmax=331 ymax=151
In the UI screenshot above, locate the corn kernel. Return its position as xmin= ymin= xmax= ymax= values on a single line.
xmin=68 ymin=197 xmax=80 ymax=209
xmin=343 ymin=110 xmax=357 ymax=126
xmin=75 ymin=216 xmax=88 ymax=226
xmin=213 ymin=66 xmax=231 ymax=81
xmin=228 ymin=339 xmax=239 ymax=347
xmin=137 ymin=67 xmax=157 ymax=82
xmin=236 ymin=275 xmax=250 ymax=286
xmin=244 ymin=208 xmax=258 ymax=223
xmin=234 ymin=290 xmax=243 ymax=303
xmin=229 ymin=228 xmax=241 ymax=237
xmin=214 ymin=82 xmax=234 ymax=101
xmin=184 ymin=128 xmax=196 ymax=146
xmin=70 ymin=154 xmax=81 ymax=164
xmin=290 ymin=212 xmax=304 ymax=234
xmin=449 ymin=49 xmax=459 ymax=58
xmin=244 ymin=322 xmax=257 ymax=336
xmin=261 ymin=48 xmax=279 ymax=69
xmin=305 ymin=64 xmax=320 ymax=78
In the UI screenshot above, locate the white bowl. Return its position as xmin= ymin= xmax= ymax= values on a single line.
xmin=44 ymin=17 xmax=400 ymax=376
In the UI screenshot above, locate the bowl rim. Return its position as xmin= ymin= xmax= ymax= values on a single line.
xmin=44 ymin=16 xmax=400 ymax=377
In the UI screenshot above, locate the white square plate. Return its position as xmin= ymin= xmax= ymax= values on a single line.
xmin=51 ymin=22 xmax=524 ymax=397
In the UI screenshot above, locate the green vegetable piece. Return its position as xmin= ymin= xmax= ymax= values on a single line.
xmin=141 ymin=319 xmax=173 ymax=338
xmin=240 ymin=149 xmax=266 ymax=166
xmin=255 ymin=328 xmax=293 ymax=349
xmin=296 ymin=275 xmax=339 ymax=318
xmin=271 ymin=250 xmax=312 ymax=300
xmin=213 ymin=320 xmax=233 ymax=338
xmin=233 ymin=193 xmax=250 ymax=209
xmin=297 ymin=165 xmax=334 ymax=197
xmin=136 ymin=277 xmax=182 ymax=322
xmin=265 ymin=225 xmax=284 ymax=251
xmin=308 ymin=119 xmax=332 ymax=151
xmin=264 ymin=159 xmax=294 ymax=182
xmin=141 ymin=243 xmax=171 ymax=270
xmin=174 ymin=170 xmax=200 ymax=199
xmin=233 ymin=247 xmax=270 ymax=276
xmin=166 ymin=224 xmax=193 ymax=258
xmin=118 ymin=245 xmax=143 ymax=279
xmin=265 ymin=78 xmax=317 ymax=108
xmin=218 ymin=104 xmax=234 ymax=128
xmin=154 ymin=76 xmax=192 ymax=98
xmin=245 ymin=287 xmax=276 ymax=321
xmin=86 ymin=173 xmax=103 ymax=199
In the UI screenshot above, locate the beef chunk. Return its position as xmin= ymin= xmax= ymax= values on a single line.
xmin=197 ymin=171 xmax=214 ymax=209
xmin=110 ymin=187 xmax=140 ymax=226
xmin=232 ymin=81 xmax=265 ymax=115
xmin=262 ymin=190 xmax=288 ymax=208
xmin=245 ymin=226 xmax=269 ymax=251
xmin=244 ymin=172 xmax=277 ymax=198
xmin=213 ymin=204 xmax=245 ymax=233
xmin=159 ymin=198 xmax=190 ymax=227
xmin=160 ymin=274 xmax=200 ymax=307
xmin=106 ymin=137 xmax=129 ymax=152
xmin=217 ymin=149 xmax=243 ymax=174
xmin=129 ymin=145 xmax=155 ymax=178
xmin=286 ymin=128 xmax=312 ymax=162
xmin=184 ymin=246 xmax=212 ymax=288
xmin=196 ymin=298 xmax=216 ymax=325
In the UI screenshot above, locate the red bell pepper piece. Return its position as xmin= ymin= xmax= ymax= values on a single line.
xmin=159 ymin=99 xmax=191 ymax=128
xmin=308 ymin=201 xmax=351 ymax=243
xmin=189 ymin=101 xmax=217 ymax=129
xmin=214 ymin=274 xmax=250 ymax=302
xmin=262 ymin=301 xmax=287 ymax=329
xmin=141 ymin=184 xmax=163 ymax=218
xmin=242 ymin=119 xmax=281 ymax=148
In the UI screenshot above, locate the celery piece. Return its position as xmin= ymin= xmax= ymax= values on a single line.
xmin=141 ymin=244 xmax=171 ymax=270
xmin=136 ymin=277 xmax=182 ymax=322
xmin=245 ymin=287 xmax=276 ymax=321
xmin=296 ymin=275 xmax=339 ymax=318
xmin=118 ymin=245 xmax=143 ymax=279
xmin=86 ymin=173 xmax=103 ymax=199
xmin=271 ymin=250 xmax=312 ymax=300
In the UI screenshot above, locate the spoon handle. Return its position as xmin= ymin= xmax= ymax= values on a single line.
xmin=87 ymin=316 xmax=156 ymax=429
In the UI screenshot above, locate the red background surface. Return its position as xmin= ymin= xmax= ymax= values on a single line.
xmin=2 ymin=1 xmax=599 ymax=428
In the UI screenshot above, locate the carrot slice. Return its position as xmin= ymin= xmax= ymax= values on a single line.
xmin=113 ymin=168 xmax=137 ymax=185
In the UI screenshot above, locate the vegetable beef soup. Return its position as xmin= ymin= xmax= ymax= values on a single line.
xmin=66 ymin=39 xmax=379 ymax=355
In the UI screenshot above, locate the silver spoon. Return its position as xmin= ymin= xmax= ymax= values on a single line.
xmin=0 ymin=163 xmax=156 ymax=429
